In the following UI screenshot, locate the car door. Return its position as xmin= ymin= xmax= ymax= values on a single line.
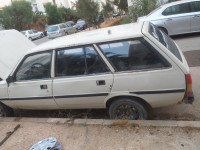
xmin=53 ymin=45 xmax=114 ymax=109
xmin=162 ymin=2 xmax=191 ymax=35
xmin=7 ymin=51 xmax=58 ymax=109
xmin=59 ymin=25 xmax=65 ymax=35
xmin=190 ymin=1 xmax=200 ymax=32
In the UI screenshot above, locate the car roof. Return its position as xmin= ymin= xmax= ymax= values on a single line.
xmin=30 ymin=22 xmax=144 ymax=53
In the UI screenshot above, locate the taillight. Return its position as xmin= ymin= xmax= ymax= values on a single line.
xmin=185 ymin=74 xmax=192 ymax=98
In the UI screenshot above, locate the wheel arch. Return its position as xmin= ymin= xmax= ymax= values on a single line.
xmin=105 ymin=95 xmax=152 ymax=111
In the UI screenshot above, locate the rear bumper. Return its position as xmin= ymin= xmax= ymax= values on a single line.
xmin=183 ymin=91 xmax=194 ymax=104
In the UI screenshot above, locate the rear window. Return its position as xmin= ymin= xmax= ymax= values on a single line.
xmin=47 ymin=26 xmax=59 ymax=32
xmin=149 ymin=23 xmax=182 ymax=62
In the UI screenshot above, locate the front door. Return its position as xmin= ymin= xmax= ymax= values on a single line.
xmin=8 ymin=51 xmax=58 ymax=109
xmin=162 ymin=2 xmax=191 ymax=35
xmin=53 ymin=45 xmax=113 ymax=109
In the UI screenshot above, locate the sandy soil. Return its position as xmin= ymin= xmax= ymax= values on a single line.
xmin=0 ymin=121 xmax=199 ymax=150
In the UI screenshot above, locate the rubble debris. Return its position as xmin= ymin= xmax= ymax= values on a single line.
xmin=29 ymin=137 xmax=62 ymax=150
xmin=0 ymin=124 xmax=20 ymax=146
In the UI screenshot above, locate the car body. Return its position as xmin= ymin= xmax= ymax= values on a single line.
xmin=113 ymin=12 xmax=120 ymax=18
xmin=74 ymin=20 xmax=87 ymax=30
xmin=64 ymin=22 xmax=77 ymax=34
xmin=65 ymin=21 xmax=75 ymax=26
xmin=21 ymin=30 xmax=44 ymax=41
xmin=0 ymin=22 xmax=194 ymax=119
xmin=47 ymin=24 xmax=67 ymax=39
xmin=137 ymin=0 xmax=200 ymax=35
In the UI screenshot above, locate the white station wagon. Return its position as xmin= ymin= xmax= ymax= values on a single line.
xmin=0 ymin=22 xmax=194 ymax=120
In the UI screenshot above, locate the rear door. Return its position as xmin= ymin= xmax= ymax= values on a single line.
xmin=7 ymin=51 xmax=58 ymax=109
xmin=190 ymin=1 xmax=200 ymax=32
xmin=53 ymin=45 xmax=113 ymax=109
xmin=162 ymin=2 xmax=191 ymax=35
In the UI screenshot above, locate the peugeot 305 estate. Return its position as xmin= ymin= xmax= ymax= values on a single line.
xmin=0 ymin=22 xmax=194 ymax=120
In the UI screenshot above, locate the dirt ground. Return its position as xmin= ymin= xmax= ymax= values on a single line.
xmin=0 ymin=121 xmax=199 ymax=150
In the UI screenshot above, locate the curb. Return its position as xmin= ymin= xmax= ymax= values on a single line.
xmin=0 ymin=117 xmax=200 ymax=128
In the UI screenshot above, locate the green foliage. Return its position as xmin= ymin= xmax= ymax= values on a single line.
xmin=120 ymin=16 xmax=131 ymax=25
xmin=114 ymin=0 xmax=128 ymax=12
xmin=76 ymin=0 xmax=99 ymax=26
xmin=44 ymin=3 xmax=62 ymax=25
xmin=101 ymin=0 xmax=114 ymax=19
xmin=0 ymin=0 xmax=33 ymax=31
xmin=129 ymin=0 xmax=157 ymax=21
xmin=58 ymin=7 xmax=79 ymax=22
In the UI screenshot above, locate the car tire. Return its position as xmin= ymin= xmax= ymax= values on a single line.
xmin=159 ymin=27 xmax=168 ymax=35
xmin=0 ymin=103 xmax=13 ymax=117
xmin=28 ymin=37 xmax=32 ymax=41
xmin=109 ymin=98 xmax=148 ymax=120
xmin=40 ymin=33 xmax=44 ymax=38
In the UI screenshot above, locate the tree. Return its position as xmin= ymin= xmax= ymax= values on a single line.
xmin=0 ymin=0 xmax=33 ymax=31
xmin=129 ymin=0 xmax=157 ymax=21
xmin=44 ymin=3 xmax=62 ymax=25
xmin=76 ymin=0 xmax=99 ymax=27
xmin=101 ymin=0 xmax=114 ymax=19
xmin=58 ymin=7 xmax=79 ymax=22
xmin=114 ymin=0 xmax=128 ymax=12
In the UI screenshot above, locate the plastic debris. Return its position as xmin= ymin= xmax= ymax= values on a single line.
xmin=29 ymin=137 xmax=62 ymax=150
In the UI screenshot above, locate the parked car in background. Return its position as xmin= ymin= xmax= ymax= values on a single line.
xmin=137 ymin=0 xmax=200 ymax=36
xmin=64 ymin=23 xmax=77 ymax=34
xmin=65 ymin=21 xmax=75 ymax=26
xmin=0 ymin=22 xmax=193 ymax=119
xmin=47 ymin=24 xmax=67 ymax=39
xmin=74 ymin=20 xmax=87 ymax=30
xmin=21 ymin=30 xmax=44 ymax=41
xmin=113 ymin=12 xmax=120 ymax=18
xmin=96 ymin=15 xmax=104 ymax=23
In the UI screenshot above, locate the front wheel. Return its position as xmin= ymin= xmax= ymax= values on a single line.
xmin=109 ymin=98 xmax=148 ymax=120
xmin=0 ymin=103 xmax=13 ymax=117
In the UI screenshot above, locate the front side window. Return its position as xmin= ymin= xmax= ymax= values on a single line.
xmin=162 ymin=3 xmax=190 ymax=16
xmin=55 ymin=46 xmax=109 ymax=77
xmin=98 ymin=39 xmax=169 ymax=72
xmin=15 ymin=52 xmax=52 ymax=81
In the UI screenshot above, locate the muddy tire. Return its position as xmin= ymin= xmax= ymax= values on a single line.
xmin=0 ymin=103 xmax=13 ymax=117
xmin=109 ymin=98 xmax=148 ymax=120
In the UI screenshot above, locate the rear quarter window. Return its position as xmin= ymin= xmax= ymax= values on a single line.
xmin=149 ymin=23 xmax=182 ymax=62
xmin=98 ymin=38 xmax=170 ymax=72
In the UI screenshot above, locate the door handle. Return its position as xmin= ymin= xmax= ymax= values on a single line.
xmin=40 ymin=85 xmax=48 ymax=89
xmin=96 ymin=80 xmax=106 ymax=86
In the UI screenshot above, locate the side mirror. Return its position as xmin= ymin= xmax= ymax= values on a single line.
xmin=6 ymin=76 xmax=14 ymax=84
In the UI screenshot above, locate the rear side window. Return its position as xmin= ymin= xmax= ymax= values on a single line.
xmin=162 ymin=3 xmax=190 ymax=16
xmin=98 ymin=39 xmax=170 ymax=72
xmin=55 ymin=46 xmax=109 ymax=77
xmin=191 ymin=1 xmax=200 ymax=12
xmin=149 ymin=23 xmax=182 ymax=62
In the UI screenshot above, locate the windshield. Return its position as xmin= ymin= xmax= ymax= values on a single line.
xmin=149 ymin=23 xmax=182 ymax=62
xmin=47 ymin=26 xmax=59 ymax=32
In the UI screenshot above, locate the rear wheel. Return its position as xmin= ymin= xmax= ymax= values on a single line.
xmin=109 ymin=98 xmax=148 ymax=120
xmin=0 ymin=103 xmax=13 ymax=117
